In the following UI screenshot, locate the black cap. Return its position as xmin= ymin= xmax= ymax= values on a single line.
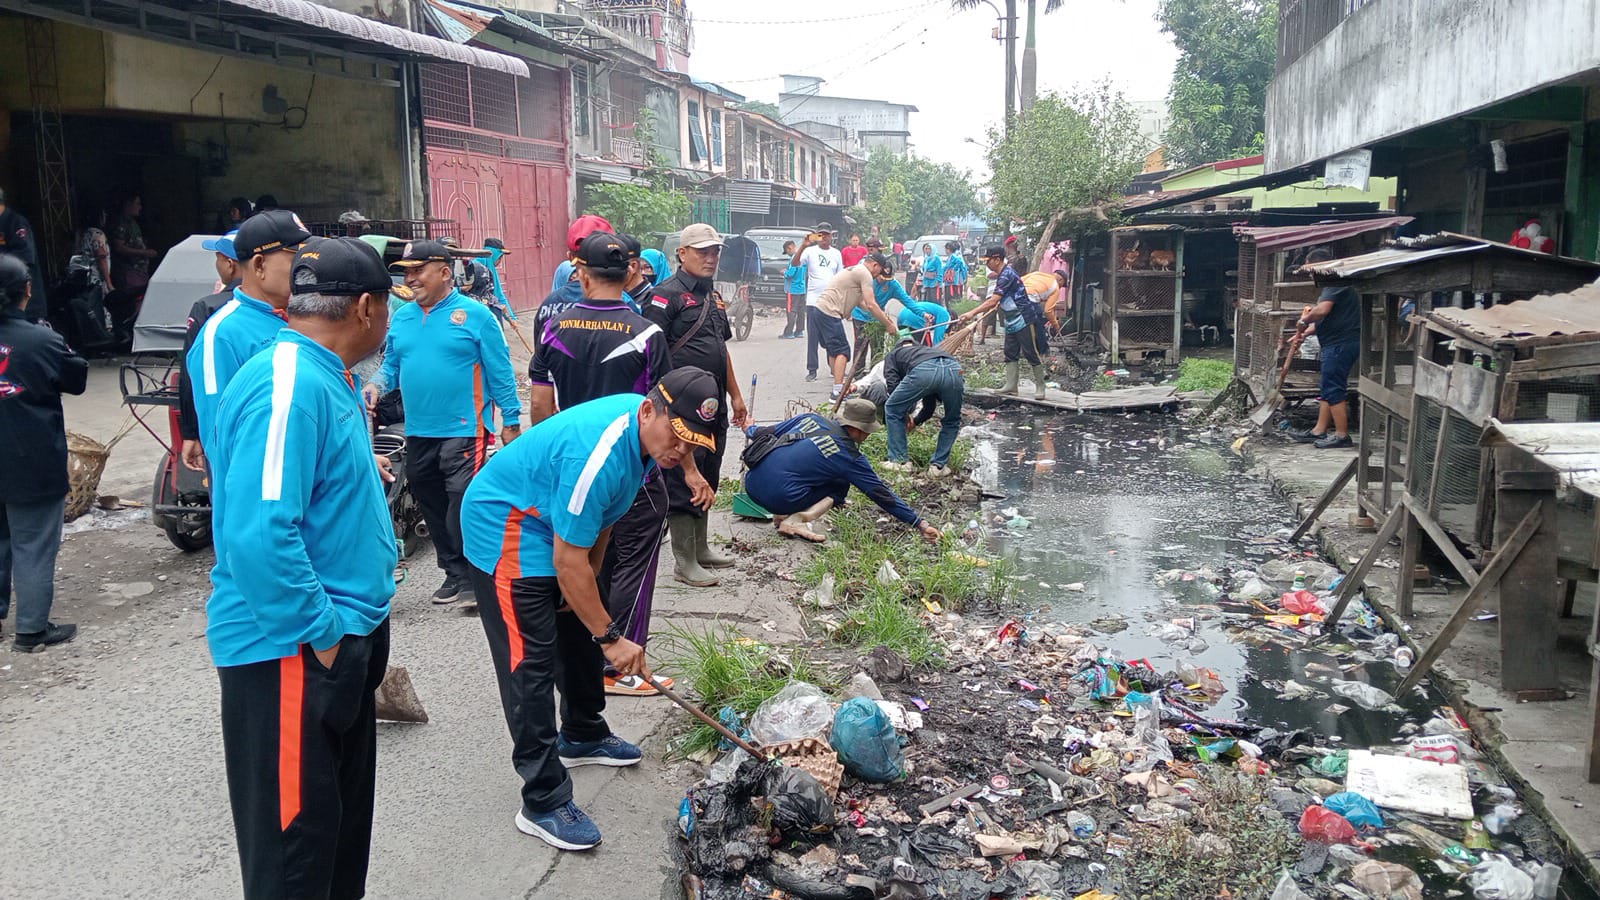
xmin=982 ymin=245 xmax=1007 ymax=259
xmin=575 ymin=231 xmax=630 ymax=273
xmin=0 ymin=254 xmax=30 ymax=292
xmin=655 ymin=366 xmax=721 ymax=452
xmin=865 ymin=237 xmax=884 ymax=248
xmin=235 ymin=209 xmax=313 ymax=259
xmin=814 ymin=221 xmax=834 ymax=233
xmin=483 ymin=237 xmax=506 ymax=251
xmin=866 ymin=252 xmax=893 ymax=273
xmin=616 ymin=233 xmax=643 ymax=260
xmin=390 ymin=239 xmax=452 ymax=269
xmin=291 ymin=237 xmax=413 ymax=300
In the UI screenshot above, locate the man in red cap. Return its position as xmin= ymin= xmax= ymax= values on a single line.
xmin=536 ymin=215 xmax=615 ymax=335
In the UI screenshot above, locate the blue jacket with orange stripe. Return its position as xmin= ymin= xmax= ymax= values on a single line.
xmin=205 ymin=329 xmax=395 ymax=667
xmin=184 ymin=287 xmax=284 ymax=447
xmin=376 ymin=289 xmax=520 ymax=437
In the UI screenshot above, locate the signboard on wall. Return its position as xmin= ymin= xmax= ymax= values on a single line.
xmin=1324 ymin=149 xmax=1372 ymax=191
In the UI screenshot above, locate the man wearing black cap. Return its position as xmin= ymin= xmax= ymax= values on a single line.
xmin=185 ymin=209 xmax=313 ymax=453
xmin=461 ymin=366 xmax=721 ymax=851
xmin=812 ymin=253 xmax=901 ymax=401
xmin=373 ymin=239 xmax=521 ymax=605
xmin=955 ymin=246 xmax=1048 ymax=399
xmin=204 ymin=236 xmax=398 ymax=900
xmin=644 ymin=223 xmax=749 ymax=587
xmin=177 ymin=229 xmax=243 ymax=471
xmin=528 ymin=231 xmax=693 ymax=696
xmin=0 ymin=187 xmax=48 ymax=322
xmin=0 ymin=255 xmax=88 ymax=650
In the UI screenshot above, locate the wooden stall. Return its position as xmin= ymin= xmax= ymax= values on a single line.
xmin=1232 ymin=217 xmax=1411 ymax=408
xmin=1100 ymin=225 xmax=1185 ymax=364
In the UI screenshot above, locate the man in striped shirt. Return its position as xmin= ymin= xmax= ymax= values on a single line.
xmin=460 ymin=367 xmax=722 ymax=851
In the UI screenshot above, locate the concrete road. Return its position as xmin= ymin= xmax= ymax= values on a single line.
xmin=4 ymin=305 xmax=832 ymax=899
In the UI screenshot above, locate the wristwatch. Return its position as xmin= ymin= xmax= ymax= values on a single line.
xmin=592 ymin=621 xmax=623 ymax=645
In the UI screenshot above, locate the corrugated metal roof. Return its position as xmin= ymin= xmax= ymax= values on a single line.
xmin=1482 ymin=419 xmax=1600 ymax=500
xmin=1298 ymin=232 xmax=1600 ymax=281
xmin=224 ymin=0 xmax=530 ymax=76
xmin=1233 ymin=216 xmax=1413 ymax=253
xmin=1424 ymin=286 xmax=1600 ymax=343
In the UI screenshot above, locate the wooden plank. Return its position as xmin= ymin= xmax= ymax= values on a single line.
xmin=1446 ymin=361 xmax=1498 ymax=426
xmin=1414 ymin=359 xmax=1450 ymax=403
xmin=1291 ymin=456 xmax=1359 ymax=542
xmin=1401 ymin=493 xmax=1480 ymax=586
xmin=1394 ymin=504 xmax=1543 ymax=696
xmin=1510 ymin=340 xmax=1600 ymax=373
xmin=1356 ymin=377 xmax=1408 ymax=417
xmin=1589 ymin=583 xmax=1600 ymax=783
xmin=1398 ymin=498 xmax=1420 ymax=617
xmin=1498 ymin=469 xmax=1560 ymax=491
xmin=1324 ymin=503 xmax=1407 ymax=628
xmin=1496 ymin=447 xmax=1561 ymax=693
xmin=1425 ymin=401 xmax=1454 ymax=519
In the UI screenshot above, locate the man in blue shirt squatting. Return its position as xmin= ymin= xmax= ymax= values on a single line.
xmin=742 ymin=397 xmax=943 ymax=545
xmin=367 ymin=239 xmax=522 ymax=607
xmin=460 ymin=366 xmax=723 ymax=851
xmin=185 ymin=209 xmax=313 ymax=458
xmin=527 ymin=231 xmax=712 ymax=698
xmin=206 ymin=236 xmax=403 ymax=900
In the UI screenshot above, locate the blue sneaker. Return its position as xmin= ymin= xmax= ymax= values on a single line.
xmin=516 ymin=801 xmax=601 ymax=850
xmin=558 ymin=733 xmax=643 ymax=768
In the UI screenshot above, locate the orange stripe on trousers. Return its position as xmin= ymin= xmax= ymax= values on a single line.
xmin=472 ymin=364 xmax=486 ymax=471
xmin=495 ymin=509 xmax=528 ymax=671
xmin=278 ymin=653 xmax=305 ymax=830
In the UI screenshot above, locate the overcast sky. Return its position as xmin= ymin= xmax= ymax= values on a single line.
xmin=686 ymin=0 xmax=1180 ymax=180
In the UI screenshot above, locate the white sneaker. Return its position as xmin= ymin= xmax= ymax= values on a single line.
xmin=927 ymin=464 xmax=952 ymax=478
xmin=881 ymin=460 xmax=912 ymax=472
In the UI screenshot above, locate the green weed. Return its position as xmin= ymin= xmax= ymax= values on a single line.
xmin=1173 ymin=357 xmax=1233 ymax=393
xmin=1091 ymin=372 xmax=1116 ymax=391
xmin=857 ymin=428 xmax=971 ymax=472
xmin=712 ymin=476 xmax=742 ymax=510
xmin=662 ymin=623 xmax=833 ymax=758
xmin=832 ymin=586 xmax=942 ymax=667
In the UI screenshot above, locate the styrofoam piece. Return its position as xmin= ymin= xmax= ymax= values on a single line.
xmin=1344 ymin=749 xmax=1473 ymax=820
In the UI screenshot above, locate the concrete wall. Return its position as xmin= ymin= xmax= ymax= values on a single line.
xmin=1266 ymin=0 xmax=1600 ymax=171
xmin=778 ymin=94 xmax=913 ymax=141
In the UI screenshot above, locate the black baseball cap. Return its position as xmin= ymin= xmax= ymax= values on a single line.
xmin=389 ymin=239 xmax=452 ymax=269
xmin=484 ymin=237 xmax=507 ymax=251
xmin=0 ymin=254 xmax=30 ymax=292
xmin=575 ymin=231 xmax=631 ymax=274
xmin=866 ymin=252 xmax=893 ymax=273
xmin=655 ymin=366 xmax=721 ymax=452
xmin=982 ymin=245 xmax=1007 ymax=260
xmin=814 ymin=221 xmax=835 ymax=233
xmin=235 ymin=209 xmax=313 ymax=259
xmin=616 ymin=233 xmax=643 ymax=260
xmin=291 ymin=237 xmax=414 ymax=300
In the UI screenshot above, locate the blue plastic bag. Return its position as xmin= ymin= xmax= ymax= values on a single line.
xmin=829 ymin=697 xmax=905 ymax=783
xmin=1323 ymin=791 xmax=1385 ymax=828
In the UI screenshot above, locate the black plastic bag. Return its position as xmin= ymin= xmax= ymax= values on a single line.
xmin=762 ymin=765 xmax=834 ymax=837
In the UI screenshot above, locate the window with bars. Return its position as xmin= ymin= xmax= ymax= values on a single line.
xmin=572 ymin=64 xmax=591 ymax=138
xmin=710 ymin=109 xmax=723 ymax=167
xmin=421 ymin=63 xmax=565 ymax=144
xmin=789 ymin=141 xmax=796 ymax=182
xmin=686 ymin=100 xmax=706 ymax=163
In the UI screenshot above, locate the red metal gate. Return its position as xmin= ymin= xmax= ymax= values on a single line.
xmin=421 ymin=63 xmax=570 ymax=313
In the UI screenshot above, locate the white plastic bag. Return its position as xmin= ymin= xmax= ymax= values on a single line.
xmin=748 ymin=682 xmax=834 ymax=744
xmin=1331 ymin=679 xmax=1396 ymax=710
xmin=1469 ymin=854 xmax=1535 ymax=900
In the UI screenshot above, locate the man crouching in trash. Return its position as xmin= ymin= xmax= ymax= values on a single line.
xmin=741 ymin=397 xmax=942 ymax=545
xmin=459 ymin=366 xmax=723 ymax=850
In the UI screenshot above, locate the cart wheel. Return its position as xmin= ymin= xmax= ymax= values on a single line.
xmin=734 ymin=291 xmax=754 ymax=342
xmin=163 ymin=520 xmax=212 ymax=552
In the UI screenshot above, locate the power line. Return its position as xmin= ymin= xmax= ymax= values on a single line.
xmin=693 ymin=1 xmax=940 ymax=26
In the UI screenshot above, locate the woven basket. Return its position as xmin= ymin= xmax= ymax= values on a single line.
xmin=767 ymin=737 xmax=844 ymax=799
xmin=65 ymin=431 xmax=111 ymax=522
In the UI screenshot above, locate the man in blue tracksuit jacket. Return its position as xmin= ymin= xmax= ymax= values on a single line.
xmin=743 ymin=400 xmax=942 ymax=545
xmin=460 ymin=368 xmax=722 ymax=852
xmin=370 ymin=239 xmax=521 ymax=606
xmin=206 ymin=237 xmax=398 ymax=900
xmin=184 ymin=209 xmax=312 ymax=455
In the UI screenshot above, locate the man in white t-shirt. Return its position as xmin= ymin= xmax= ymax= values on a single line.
xmin=790 ymin=222 xmax=843 ymax=382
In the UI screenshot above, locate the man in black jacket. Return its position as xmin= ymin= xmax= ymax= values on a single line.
xmin=880 ymin=337 xmax=964 ymax=478
xmin=177 ymin=230 xmax=243 ymax=471
xmin=0 ymin=255 xmax=88 ymax=650
xmin=0 ymin=187 xmax=47 ymax=322
xmin=642 ymin=224 xmax=749 ymax=587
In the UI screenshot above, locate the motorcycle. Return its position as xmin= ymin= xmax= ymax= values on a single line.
xmin=372 ymin=390 xmax=425 ymax=560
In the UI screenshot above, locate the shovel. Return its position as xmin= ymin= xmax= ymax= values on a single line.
xmin=375 ymin=665 xmax=429 ymax=723
xmin=645 ymin=674 xmax=768 ymax=761
xmin=1248 ymin=314 xmax=1310 ymax=426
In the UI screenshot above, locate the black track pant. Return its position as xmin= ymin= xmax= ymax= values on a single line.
xmin=471 ymin=567 xmax=610 ymax=815
xmin=1003 ymin=319 xmax=1047 ymax=365
xmin=664 ymin=414 xmax=729 ymax=519
xmin=600 ymin=474 xmax=668 ymax=648
xmin=407 ymin=433 xmax=487 ymax=581
xmin=219 ymin=621 xmax=390 ymax=900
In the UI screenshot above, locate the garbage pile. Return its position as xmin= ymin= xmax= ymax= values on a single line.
xmin=676 ymin=595 xmax=1578 ymax=900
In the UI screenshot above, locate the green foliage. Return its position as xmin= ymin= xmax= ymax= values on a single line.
xmin=663 ymin=624 xmax=832 ymax=758
xmin=1092 ymin=372 xmax=1117 ymax=391
xmin=581 ymin=182 xmax=691 ymax=236
xmin=739 ymin=100 xmax=780 ymax=119
xmin=854 ymin=149 xmax=979 ymax=241
xmin=1173 ymin=357 xmax=1233 ymax=392
xmin=834 ymin=586 xmax=943 ymax=667
xmin=1156 ymin=0 xmax=1278 ymax=166
xmin=986 ymin=83 xmax=1146 ymax=243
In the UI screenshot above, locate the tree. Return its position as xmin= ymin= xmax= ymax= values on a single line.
xmin=738 ymin=100 xmax=781 ymax=119
xmin=985 ymin=83 xmax=1146 ymax=243
xmin=581 ymin=183 xmax=691 ymax=235
xmin=852 ymin=149 xmax=979 ymax=241
xmin=1156 ymin=0 xmax=1278 ymax=166
xmin=951 ymin=0 xmax=1067 ymax=115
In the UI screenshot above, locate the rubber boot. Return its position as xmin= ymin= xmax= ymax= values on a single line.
xmin=1000 ymin=362 xmax=1020 ymax=395
xmin=695 ymin=516 xmax=735 ymax=568
xmin=1032 ymin=365 xmax=1048 ymax=400
xmin=668 ymin=515 xmax=719 ymax=586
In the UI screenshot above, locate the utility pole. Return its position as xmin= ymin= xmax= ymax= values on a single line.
xmin=1003 ymin=0 xmax=1017 ymax=135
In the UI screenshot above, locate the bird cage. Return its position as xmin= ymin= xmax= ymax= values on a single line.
xmin=1100 ymin=225 xmax=1184 ymax=363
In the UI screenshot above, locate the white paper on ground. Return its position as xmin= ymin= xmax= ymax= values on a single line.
xmin=1344 ymin=749 xmax=1473 ymax=819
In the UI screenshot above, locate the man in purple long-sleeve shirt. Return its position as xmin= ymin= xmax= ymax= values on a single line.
xmin=743 ymin=399 xmax=941 ymax=545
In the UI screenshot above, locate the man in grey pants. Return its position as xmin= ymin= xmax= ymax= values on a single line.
xmin=0 ymin=255 xmax=88 ymax=650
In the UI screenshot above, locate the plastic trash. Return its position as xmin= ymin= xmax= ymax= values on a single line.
xmin=876 ymin=560 xmax=902 ymax=584
xmin=1483 ymin=803 xmax=1522 ymax=835
xmin=843 ymin=671 xmax=884 ymax=701
xmin=749 ymin=682 xmax=835 ymax=744
xmin=1281 ymin=590 xmax=1326 ymax=615
xmin=1067 ymin=809 xmax=1096 ymax=838
xmin=716 ymin=707 xmax=752 ymax=752
xmin=708 ymin=747 xmax=757 ymax=784
xmin=1297 ymin=805 xmax=1356 ymax=844
xmin=1322 ymin=791 xmax=1385 ymax=828
xmin=1311 ymin=750 xmax=1349 ymax=777
xmin=1468 ymin=854 xmax=1535 ymax=900
xmin=1404 ymin=734 xmax=1463 ymax=764
xmin=678 ymin=795 xmax=695 ymax=837
xmin=762 ymin=765 xmax=836 ymax=837
xmin=1270 ymin=873 xmax=1313 ymax=900
xmin=1331 ymin=679 xmax=1396 ymax=710
xmin=829 ymin=696 xmax=905 ymax=782
xmin=1237 ymin=575 xmax=1275 ymax=600
xmin=1125 ymin=691 xmax=1173 ymax=768
xmin=1531 ymin=863 xmax=1562 ymax=899
xmin=1352 ymin=860 xmax=1423 ymax=900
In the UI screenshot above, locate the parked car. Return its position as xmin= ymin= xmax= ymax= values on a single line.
xmin=742 ymin=226 xmax=814 ymax=306
xmin=906 ymin=233 xmax=961 ymax=276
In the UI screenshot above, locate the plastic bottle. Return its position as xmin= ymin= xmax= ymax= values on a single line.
xmin=1067 ymin=810 xmax=1096 ymax=838
xmin=1532 ymin=862 xmax=1562 ymax=899
xmin=1394 ymin=647 xmax=1415 ymax=669
xmin=1292 ymin=571 xmax=1307 ymax=591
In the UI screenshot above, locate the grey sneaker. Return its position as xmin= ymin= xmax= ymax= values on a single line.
xmin=1314 ymin=433 xmax=1354 ymax=450
xmin=927 ymin=464 xmax=953 ymax=478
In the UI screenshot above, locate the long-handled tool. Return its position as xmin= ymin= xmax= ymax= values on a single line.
xmin=646 ymin=675 xmax=767 ymax=760
xmin=1248 ymin=308 xmax=1311 ymax=426
xmin=503 ymin=314 xmax=536 ymax=355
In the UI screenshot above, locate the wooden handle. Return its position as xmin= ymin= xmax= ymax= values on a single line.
xmin=646 ymin=676 xmax=766 ymax=760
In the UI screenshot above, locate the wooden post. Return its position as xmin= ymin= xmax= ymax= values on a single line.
xmin=1495 ymin=448 xmax=1560 ymax=692
xmin=1107 ymin=230 xmax=1119 ymax=361
xmin=1170 ymin=231 xmax=1186 ymax=364
xmin=1398 ymin=501 xmax=1420 ymax=617
xmin=1588 ymin=589 xmax=1600 ymax=782
xmin=1290 ymin=456 xmax=1358 ymax=542
xmin=1324 ymin=503 xmax=1407 ymax=628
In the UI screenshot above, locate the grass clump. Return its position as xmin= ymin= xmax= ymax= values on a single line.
xmin=834 ymin=586 xmax=942 ymax=666
xmin=1091 ymin=372 xmax=1117 ymax=391
xmin=663 ymin=623 xmax=832 ymax=758
xmin=1173 ymin=357 xmax=1233 ymax=393
xmin=857 ymin=428 xmax=971 ymax=472
xmin=1110 ymin=769 xmax=1300 ymax=900
xmin=712 ymin=476 xmax=742 ymax=510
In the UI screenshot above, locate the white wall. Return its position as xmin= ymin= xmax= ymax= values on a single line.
xmin=1266 ymin=0 xmax=1600 ymax=171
